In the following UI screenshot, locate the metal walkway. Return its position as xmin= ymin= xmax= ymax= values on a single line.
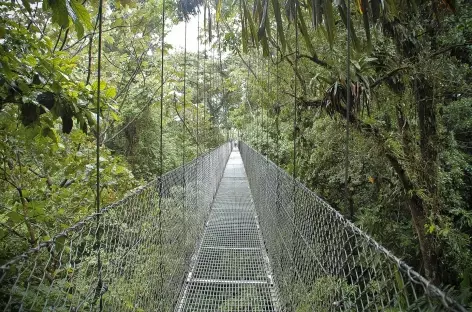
xmin=176 ymin=149 xmax=278 ymax=311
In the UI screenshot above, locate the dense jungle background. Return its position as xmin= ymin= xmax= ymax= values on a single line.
xmin=1 ymin=0 xmax=471 ymax=308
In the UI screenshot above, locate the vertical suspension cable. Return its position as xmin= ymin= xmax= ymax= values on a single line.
xmin=345 ymin=0 xmax=352 ymax=220
xmin=260 ymin=56 xmax=264 ymax=154
xmin=158 ymin=0 xmax=166 ymax=305
xmin=182 ymin=19 xmax=187 ymax=243
xmin=195 ymin=9 xmax=200 ymax=244
xmin=203 ymin=30 xmax=207 ymax=147
xmin=293 ymin=1 xmax=298 ymax=183
xmin=217 ymin=21 xmax=225 ymax=141
xmin=195 ymin=8 xmax=200 ymax=219
xmin=95 ymin=0 xmax=104 ymax=308
xmin=183 ymin=20 xmax=187 ymax=170
xmin=266 ymin=57 xmax=269 ymax=155
xmin=196 ymin=12 xmax=200 ymax=156
xmin=257 ymin=56 xmax=260 ymax=150
xmin=211 ymin=47 xmax=215 ymax=149
xmin=259 ymin=57 xmax=262 ymax=151
xmin=275 ymin=37 xmax=280 ymax=165
xmin=291 ymin=1 xmax=299 ymax=309
xmin=246 ymin=59 xmax=250 ymax=143
xmin=274 ymin=35 xmax=283 ymax=286
xmin=159 ymin=0 xmax=165 ymax=180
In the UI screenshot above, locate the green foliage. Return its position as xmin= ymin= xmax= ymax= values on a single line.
xmin=0 ymin=104 xmax=136 ymax=262
xmin=1 ymin=0 xmax=472 ymax=308
xmin=227 ymin=0 xmax=472 ymax=307
xmin=295 ymin=277 xmax=357 ymax=312
xmin=0 ymin=6 xmax=95 ymax=134
xmin=0 ymin=0 xmax=230 ymax=269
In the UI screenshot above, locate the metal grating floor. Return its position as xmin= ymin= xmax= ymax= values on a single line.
xmin=176 ymin=149 xmax=278 ymax=311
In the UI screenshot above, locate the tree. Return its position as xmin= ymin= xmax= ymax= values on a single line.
xmin=223 ymin=0 xmax=472 ymax=301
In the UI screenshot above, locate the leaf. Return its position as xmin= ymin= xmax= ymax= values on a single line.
xmin=31 ymin=202 xmax=46 ymax=220
xmin=271 ymin=0 xmax=286 ymax=53
xmin=46 ymin=0 xmax=70 ymax=28
xmin=384 ymin=0 xmax=397 ymax=17
xmin=25 ymin=55 xmax=38 ymax=66
xmin=261 ymin=36 xmax=269 ymax=56
xmin=240 ymin=0 xmax=249 ymax=53
xmin=92 ymin=80 xmax=107 ymax=91
xmin=119 ymin=0 xmax=133 ymax=6
xmin=216 ymin=0 xmax=223 ymax=21
xmin=309 ymin=0 xmax=322 ymax=27
xmin=394 ymin=267 xmax=407 ymax=308
xmin=361 ymin=0 xmax=371 ymax=48
xmin=70 ymin=0 xmax=92 ymax=38
xmin=363 ymin=57 xmax=378 ymax=63
xmin=21 ymin=0 xmax=32 ymax=13
xmin=264 ymin=0 xmax=271 ymax=39
xmin=258 ymin=0 xmax=270 ymax=56
xmin=0 ymin=58 xmax=14 ymax=79
xmin=323 ymin=0 xmax=335 ymax=48
xmin=86 ymin=111 xmax=96 ymax=126
xmin=297 ymin=5 xmax=316 ymax=57
xmin=427 ymin=223 xmax=436 ymax=234
xmin=336 ymin=0 xmax=361 ymax=51
xmin=17 ymin=79 xmax=30 ymax=93
xmin=356 ymin=0 xmax=363 ymax=13
xmin=257 ymin=0 xmax=268 ymax=40
xmin=42 ymin=127 xmax=59 ymax=143
xmin=110 ymin=111 xmax=120 ymax=121
xmin=242 ymin=0 xmax=259 ymax=48
xmin=7 ymin=211 xmax=24 ymax=223
xmin=55 ymin=235 xmax=67 ymax=252
xmin=105 ymin=87 xmax=117 ymax=98
xmin=351 ymin=59 xmax=361 ymax=71
xmin=74 ymin=20 xmax=85 ymax=38
xmin=306 ymin=0 xmax=314 ymax=27
xmin=208 ymin=6 xmax=212 ymax=42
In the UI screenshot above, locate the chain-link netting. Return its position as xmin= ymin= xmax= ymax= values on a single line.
xmin=0 ymin=142 xmax=232 ymax=312
xmin=239 ymin=141 xmax=467 ymax=312
xmin=176 ymin=149 xmax=278 ymax=312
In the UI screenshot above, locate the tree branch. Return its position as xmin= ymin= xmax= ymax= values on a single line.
xmin=103 ymin=75 xmax=170 ymax=144
xmin=235 ymin=47 xmax=257 ymax=79
xmin=173 ymin=102 xmax=199 ymax=146
xmin=53 ymin=27 xmax=63 ymax=53
xmin=0 ymin=222 xmax=28 ymax=242
xmin=298 ymin=53 xmax=330 ymax=68
xmin=370 ymin=65 xmax=411 ymax=89
xmin=59 ymin=28 xmax=69 ymax=51
xmin=430 ymin=41 xmax=472 ymax=58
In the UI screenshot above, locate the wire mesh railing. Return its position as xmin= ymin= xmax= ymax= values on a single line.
xmin=176 ymin=149 xmax=278 ymax=311
xmin=0 ymin=142 xmax=232 ymax=312
xmin=239 ymin=141 xmax=467 ymax=312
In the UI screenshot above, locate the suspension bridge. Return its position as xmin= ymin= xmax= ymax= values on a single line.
xmin=0 ymin=141 xmax=467 ymax=311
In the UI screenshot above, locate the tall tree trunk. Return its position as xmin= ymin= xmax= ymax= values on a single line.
xmin=396 ymin=100 xmax=440 ymax=282
xmin=415 ymin=75 xmax=439 ymax=214
xmin=414 ymin=75 xmax=440 ymax=283
xmin=340 ymin=101 xmax=440 ymax=283
xmin=385 ymin=144 xmax=439 ymax=283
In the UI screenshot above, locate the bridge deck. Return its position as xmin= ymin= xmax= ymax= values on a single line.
xmin=176 ymin=149 xmax=278 ymax=311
